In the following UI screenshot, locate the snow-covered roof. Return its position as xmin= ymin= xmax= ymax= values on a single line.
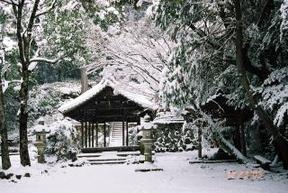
xmin=58 ymin=79 xmax=158 ymax=114
xmin=153 ymin=111 xmax=185 ymax=125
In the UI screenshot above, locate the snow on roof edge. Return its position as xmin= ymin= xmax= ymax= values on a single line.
xmin=58 ymin=79 xmax=158 ymax=114
xmin=58 ymin=79 xmax=107 ymax=114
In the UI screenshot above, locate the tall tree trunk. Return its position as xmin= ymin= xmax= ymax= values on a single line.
xmin=0 ymin=18 xmax=11 ymax=170
xmin=234 ymin=0 xmax=288 ymax=169
xmin=16 ymin=0 xmax=41 ymax=167
xmin=0 ymin=81 xmax=11 ymax=170
xmin=19 ymin=67 xmax=30 ymax=166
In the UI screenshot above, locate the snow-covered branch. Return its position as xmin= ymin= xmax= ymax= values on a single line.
xmin=35 ymin=0 xmax=56 ymax=17
xmin=28 ymin=56 xmax=61 ymax=71
xmin=29 ymin=57 xmax=60 ymax=64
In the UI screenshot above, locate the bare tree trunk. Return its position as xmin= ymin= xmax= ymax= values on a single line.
xmin=0 ymin=81 xmax=11 ymax=170
xmin=234 ymin=0 xmax=288 ymax=169
xmin=80 ymin=67 xmax=88 ymax=93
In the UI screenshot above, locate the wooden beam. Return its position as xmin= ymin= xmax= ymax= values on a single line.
xmin=68 ymin=113 xmax=141 ymax=123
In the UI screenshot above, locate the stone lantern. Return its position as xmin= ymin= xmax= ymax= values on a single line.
xmin=33 ymin=121 xmax=50 ymax=163
xmin=135 ymin=114 xmax=163 ymax=172
xmin=141 ymin=114 xmax=156 ymax=162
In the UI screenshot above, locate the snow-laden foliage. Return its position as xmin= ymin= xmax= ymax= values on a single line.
xmin=28 ymin=81 xmax=80 ymax=127
xmin=128 ymin=125 xmax=141 ymax=146
xmin=154 ymin=123 xmax=196 ymax=152
xmin=280 ymin=0 xmax=288 ymax=40
xmin=45 ymin=118 xmax=80 ymax=161
xmin=155 ymin=0 xmax=288 ymax=111
xmin=27 ymin=81 xmax=81 ymax=161
xmin=30 ymin=114 xmax=80 ymax=161
xmin=102 ymin=18 xmax=171 ymax=93
xmin=154 ymin=0 xmax=288 ymax=158
xmin=258 ymin=67 xmax=288 ymax=127
xmin=154 ymin=0 xmax=237 ymax=109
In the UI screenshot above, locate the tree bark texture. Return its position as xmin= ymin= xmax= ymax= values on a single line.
xmin=234 ymin=0 xmax=288 ymax=169
xmin=0 ymin=81 xmax=11 ymax=169
xmin=19 ymin=67 xmax=30 ymax=166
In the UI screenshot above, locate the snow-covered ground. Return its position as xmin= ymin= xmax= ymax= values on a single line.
xmin=1 ymin=151 xmax=288 ymax=193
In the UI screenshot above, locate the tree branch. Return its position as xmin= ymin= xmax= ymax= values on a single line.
xmin=0 ymin=0 xmax=18 ymax=6
xmin=29 ymin=57 xmax=60 ymax=64
xmin=257 ymin=0 xmax=274 ymax=27
xmin=35 ymin=0 xmax=56 ymax=17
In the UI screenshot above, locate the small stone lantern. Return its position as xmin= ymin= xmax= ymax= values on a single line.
xmin=141 ymin=114 xmax=156 ymax=162
xmin=34 ymin=121 xmax=50 ymax=163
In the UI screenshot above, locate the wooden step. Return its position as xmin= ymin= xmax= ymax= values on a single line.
xmin=117 ymin=151 xmax=141 ymax=157
xmin=87 ymin=158 xmax=126 ymax=162
xmin=81 ymin=146 xmax=140 ymax=153
xmin=89 ymin=160 xmax=126 ymax=165
xmin=77 ymin=153 xmax=102 ymax=158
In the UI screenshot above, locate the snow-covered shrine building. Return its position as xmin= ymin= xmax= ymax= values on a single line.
xmin=59 ymin=80 xmax=157 ymax=152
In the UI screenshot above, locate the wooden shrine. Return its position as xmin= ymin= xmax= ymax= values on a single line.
xmin=59 ymin=80 xmax=157 ymax=151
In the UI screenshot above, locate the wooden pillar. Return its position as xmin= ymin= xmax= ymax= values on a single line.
xmin=81 ymin=121 xmax=84 ymax=148
xmin=91 ymin=123 xmax=94 ymax=148
xmin=85 ymin=121 xmax=88 ymax=148
xmin=88 ymin=122 xmax=91 ymax=147
xmin=126 ymin=121 xmax=129 ymax=146
xmin=96 ymin=122 xmax=98 ymax=147
xmin=104 ymin=122 xmax=106 ymax=147
xmin=122 ymin=120 xmax=125 ymax=146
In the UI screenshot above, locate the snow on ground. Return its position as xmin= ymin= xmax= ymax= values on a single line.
xmin=1 ymin=151 xmax=288 ymax=193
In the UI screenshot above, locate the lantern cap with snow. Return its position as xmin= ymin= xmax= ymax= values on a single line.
xmin=32 ymin=120 xmax=50 ymax=143
xmin=142 ymin=114 xmax=157 ymax=130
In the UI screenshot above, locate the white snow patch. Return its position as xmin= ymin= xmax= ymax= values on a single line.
xmin=3 ymin=37 xmax=17 ymax=51
xmin=1 ymin=151 xmax=288 ymax=193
